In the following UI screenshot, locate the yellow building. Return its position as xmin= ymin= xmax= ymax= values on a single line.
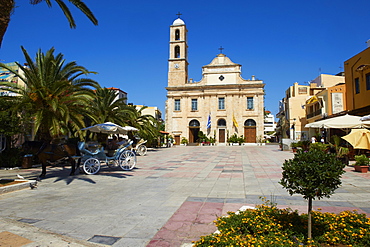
xmin=305 ymin=74 xmax=345 ymax=122
xmin=276 ymin=74 xmax=344 ymax=144
xmin=344 ymin=46 xmax=370 ymax=116
xmin=135 ymin=105 xmax=162 ymax=122
xmin=276 ymin=82 xmax=311 ymax=142
xmin=165 ymin=17 xmax=265 ymax=145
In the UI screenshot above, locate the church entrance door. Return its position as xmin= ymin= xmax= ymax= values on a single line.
xmin=244 ymin=119 xmax=257 ymax=143
xmin=189 ymin=127 xmax=199 ymax=143
xmin=217 ymin=119 xmax=227 ymax=143
xmin=219 ymin=129 xmax=225 ymax=143
xmin=244 ymin=127 xmax=256 ymax=143
xmin=189 ymin=120 xmax=200 ymax=144
xmin=174 ymin=135 xmax=180 ymax=145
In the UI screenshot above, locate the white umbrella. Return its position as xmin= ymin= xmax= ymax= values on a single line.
xmin=305 ymin=114 xmax=368 ymax=129
xmin=121 ymin=126 xmax=139 ymax=132
xmin=81 ymin=122 xmax=138 ymax=134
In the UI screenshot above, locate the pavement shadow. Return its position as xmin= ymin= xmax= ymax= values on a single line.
xmin=18 ymin=151 xmax=149 ymax=185
xmin=30 ymin=164 xmax=138 ymax=185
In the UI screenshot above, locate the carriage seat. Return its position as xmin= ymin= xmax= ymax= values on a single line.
xmin=117 ymin=140 xmax=133 ymax=150
xmin=78 ymin=142 xmax=101 ymax=156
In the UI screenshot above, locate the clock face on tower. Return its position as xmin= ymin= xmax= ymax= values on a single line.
xmin=174 ymin=63 xmax=179 ymax=69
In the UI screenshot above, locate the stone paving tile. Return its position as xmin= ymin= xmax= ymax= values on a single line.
xmin=1 ymin=145 xmax=370 ymax=247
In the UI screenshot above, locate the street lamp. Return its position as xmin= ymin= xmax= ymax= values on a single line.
xmin=292 ymin=118 xmax=296 ymax=140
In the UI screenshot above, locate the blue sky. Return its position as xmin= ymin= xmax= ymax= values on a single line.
xmin=1 ymin=0 xmax=370 ymax=118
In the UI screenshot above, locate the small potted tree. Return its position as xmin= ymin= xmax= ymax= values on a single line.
xmin=227 ymin=134 xmax=239 ymax=145
xmin=237 ymin=135 xmax=245 ymax=145
xmin=354 ymin=154 xmax=369 ymax=173
xmin=209 ymin=136 xmax=216 ymax=146
xmin=336 ymin=147 xmax=350 ymax=165
xmin=329 ymin=135 xmax=350 ymax=165
xmin=280 ymin=149 xmax=345 ymax=241
xmin=180 ymin=137 xmax=188 ymax=146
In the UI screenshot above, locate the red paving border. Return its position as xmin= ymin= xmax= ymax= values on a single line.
xmin=147 ymin=201 xmax=239 ymax=247
xmin=147 ymin=199 xmax=370 ymax=246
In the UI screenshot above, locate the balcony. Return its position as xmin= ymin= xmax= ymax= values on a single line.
xmin=307 ymin=109 xmax=322 ymax=119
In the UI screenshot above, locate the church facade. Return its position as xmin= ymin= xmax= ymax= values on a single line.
xmin=165 ymin=17 xmax=265 ymax=145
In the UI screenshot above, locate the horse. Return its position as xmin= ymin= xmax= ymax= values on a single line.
xmin=22 ymin=141 xmax=81 ymax=178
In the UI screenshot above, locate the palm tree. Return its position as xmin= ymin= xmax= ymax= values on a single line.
xmin=0 ymin=46 xmax=99 ymax=140
xmin=121 ymin=105 xmax=161 ymax=145
xmin=86 ymin=87 xmax=131 ymax=125
xmin=0 ymin=0 xmax=98 ymax=46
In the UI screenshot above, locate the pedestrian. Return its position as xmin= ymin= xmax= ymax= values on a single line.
xmin=311 ymin=136 xmax=316 ymax=143
xmin=321 ymin=137 xmax=325 ymax=143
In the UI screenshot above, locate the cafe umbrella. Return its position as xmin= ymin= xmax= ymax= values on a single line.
xmin=342 ymin=128 xmax=370 ymax=150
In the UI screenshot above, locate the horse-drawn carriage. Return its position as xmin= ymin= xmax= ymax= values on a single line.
xmin=79 ymin=122 xmax=139 ymax=175
xmin=78 ymin=140 xmax=136 ymax=175
xmin=22 ymin=122 xmax=140 ymax=178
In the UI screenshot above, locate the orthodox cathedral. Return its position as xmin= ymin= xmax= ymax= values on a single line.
xmin=165 ymin=16 xmax=265 ymax=145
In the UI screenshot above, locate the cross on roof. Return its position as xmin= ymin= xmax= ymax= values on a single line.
xmin=176 ymin=12 xmax=182 ymax=18
xmin=219 ymin=46 xmax=224 ymax=54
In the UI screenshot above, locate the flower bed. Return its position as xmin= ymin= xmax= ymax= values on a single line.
xmin=193 ymin=200 xmax=370 ymax=246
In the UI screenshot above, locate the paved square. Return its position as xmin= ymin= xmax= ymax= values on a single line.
xmin=0 ymin=145 xmax=369 ymax=246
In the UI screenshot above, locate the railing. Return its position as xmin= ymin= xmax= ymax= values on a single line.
xmin=307 ymin=109 xmax=322 ymax=119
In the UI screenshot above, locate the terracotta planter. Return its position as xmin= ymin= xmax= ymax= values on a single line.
xmin=354 ymin=165 xmax=369 ymax=173
xmin=21 ymin=155 xmax=33 ymax=169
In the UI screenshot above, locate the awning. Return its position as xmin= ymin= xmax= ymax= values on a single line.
xmin=305 ymin=114 xmax=370 ymax=129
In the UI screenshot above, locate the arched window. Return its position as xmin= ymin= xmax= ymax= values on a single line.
xmin=217 ymin=119 xmax=226 ymax=127
xmin=175 ymin=29 xmax=180 ymax=40
xmin=175 ymin=46 xmax=180 ymax=58
xmin=189 ymin=119 xmax=200 ymax=127
xmin=244 ymin=119 xmax=256 ymax=126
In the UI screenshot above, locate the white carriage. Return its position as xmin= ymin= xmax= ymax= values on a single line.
xmin=78 ymin=140 xmax=136 ymax=175
xmin=79 ymin=122 xmax=138 ymax=175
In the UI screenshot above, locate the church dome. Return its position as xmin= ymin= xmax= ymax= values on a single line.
xmin=172 ymin=18 xmax=185 ymax=26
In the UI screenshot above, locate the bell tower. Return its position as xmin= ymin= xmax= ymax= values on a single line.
xmin=168 ymin=14 xmax=188 ymax=87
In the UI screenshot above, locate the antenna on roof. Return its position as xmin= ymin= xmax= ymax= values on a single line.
xmin=339 ymin=64 xmax=343 ymax=71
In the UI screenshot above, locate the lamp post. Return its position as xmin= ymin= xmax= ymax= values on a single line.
xmin=292 ymin=118 xmax=296 ymax=141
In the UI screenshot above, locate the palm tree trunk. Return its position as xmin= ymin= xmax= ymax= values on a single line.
xmin=0 ymin=0 xmax=15 ymax=47
xmin=308 ymin=197 xmax=312 ymax=240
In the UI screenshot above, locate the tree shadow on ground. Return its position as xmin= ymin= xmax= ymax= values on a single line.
xmin=28 ymin=164 xmax=139 ymax=185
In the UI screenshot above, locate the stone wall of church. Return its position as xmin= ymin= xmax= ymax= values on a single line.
xmin=166 ymin=85 xmax=265 ymax=144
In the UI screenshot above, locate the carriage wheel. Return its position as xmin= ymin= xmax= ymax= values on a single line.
xmin=119 ymin=150 xmax=136 ymax=171
xmin=83 ymin=158 xmax=101 ymax=175
xmin=137 ymin=145 xmax=147 ymax=156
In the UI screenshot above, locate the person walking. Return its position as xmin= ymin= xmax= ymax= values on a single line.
xmin=311 ymin=136 xmax=317 ymax=143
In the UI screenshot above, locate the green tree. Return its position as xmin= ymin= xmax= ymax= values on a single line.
xmin=86 ymin=87 xmax=129 ymax=125
xmin=0 ymin=46 xmax=99 ymax=140
xmin=0 ymin=0 xmax=98 ymax=46
xmin=121 ymin=105 xmax=160 ymax=146
xmin=0 ymin=96 xmax=29 ymax=146
xmin=279 ymin=149 xmax=345 ymax=241
xmin=0 ymin=96 xmax=31 ymax=167
xmin=84 ymin=90 xmax=161 ymax=146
